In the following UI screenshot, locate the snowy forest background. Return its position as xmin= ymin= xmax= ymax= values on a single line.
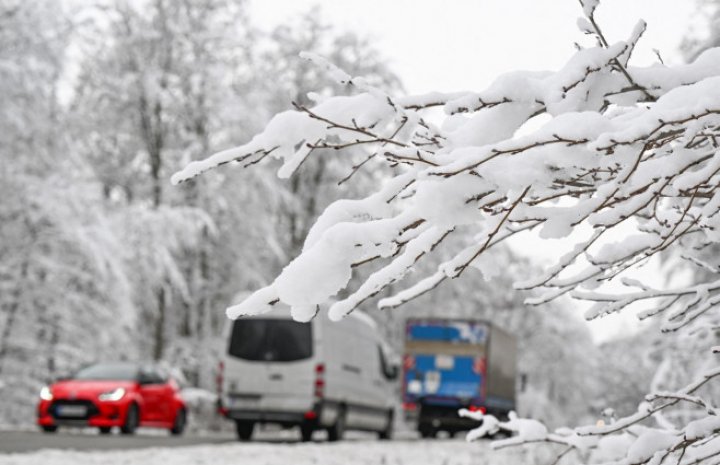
xmin=0 ymin=0 xmax=718 ymax=444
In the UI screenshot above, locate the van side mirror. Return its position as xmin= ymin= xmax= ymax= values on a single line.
xmin=378 ymin=345 xmax=399 ymax=380
xmin=386 ymin=364 xmax=399 ymax=381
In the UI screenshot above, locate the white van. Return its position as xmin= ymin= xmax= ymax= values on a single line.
xmin=217 ymin=310 xmax=398 ymax=441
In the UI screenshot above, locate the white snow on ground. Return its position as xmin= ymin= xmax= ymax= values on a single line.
xmin=2 ymin=439 xmax=558 ymax=465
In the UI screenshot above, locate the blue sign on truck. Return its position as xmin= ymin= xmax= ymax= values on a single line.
xmin=402 ymin=318 xmax=517 ymax=438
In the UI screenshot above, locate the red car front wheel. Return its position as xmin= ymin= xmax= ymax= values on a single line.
xmin=120 ymin=404 xmax=139 ymax=435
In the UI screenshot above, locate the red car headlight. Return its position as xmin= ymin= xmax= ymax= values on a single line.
xmin=39 ymin=386 xmax=53 ymax=401
xmin=98 ymin=387 xmax=126 ymax=401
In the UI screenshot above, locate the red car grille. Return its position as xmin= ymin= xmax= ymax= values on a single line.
xmin=50 ymin=399 xmax=100 ymax=420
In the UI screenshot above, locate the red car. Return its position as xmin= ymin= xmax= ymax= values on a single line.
xmin=37 ymin=362 xmax=187 ymax=435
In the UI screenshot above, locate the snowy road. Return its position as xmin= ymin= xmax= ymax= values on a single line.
xmin=0 ymin=435 xmax=554 ymax=465
xmin=0 ymin=430 xmax=236 ymax=453
xmin=0 ymin=428 xmax=433 ymax=453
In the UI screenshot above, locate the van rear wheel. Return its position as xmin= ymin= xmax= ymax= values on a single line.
xmin=235 ymin=420 xmax=254 ymax=441
xmin=327 ymin=408 xmax=346 ymax=442
xmin=300 ymin=423 xmax=314 ymax=442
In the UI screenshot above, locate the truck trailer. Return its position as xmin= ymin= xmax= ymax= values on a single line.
xmin=402 ymin=318 xmax=517 ymax=437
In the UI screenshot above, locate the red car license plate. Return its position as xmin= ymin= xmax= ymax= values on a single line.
xmin=57 ymin=405 xmax=87 ymax=417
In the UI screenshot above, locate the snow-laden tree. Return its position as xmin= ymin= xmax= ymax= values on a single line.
xmin=71 ymin=0 xmax=256 ymax=364
xmin=595 ymin=329 xmax=657 ymax=418
xmin=68 ymin=1 xmax=404 ymax=390
xmin=174 ymin=0 xmax=720 ymax=461
xmin=0 ymin=0 xmax=137 ymax=424
xmin=0 ymin=169 xmax=137 ymax=425
xmin=251 ymin=9 xmax=404 ymax=260
xmin=0 ymin=0 xmax=68 ymax=175
xmin=72 ymin=0 xmax=252 ymax=208
xmin=682 ymin=0 xmax=720 ymax=62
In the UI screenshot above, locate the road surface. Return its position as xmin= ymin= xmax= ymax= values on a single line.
xmin=0 ymin=429 xmax=236 ymax=454
xmin=0 ymin=428 xmax=421 ymax=454
xmin=0 ymin=434 xmax=522 ymax=465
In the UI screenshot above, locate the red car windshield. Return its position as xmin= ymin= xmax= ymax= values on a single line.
xmin=73 ymin=363 xmax=138 ymax=381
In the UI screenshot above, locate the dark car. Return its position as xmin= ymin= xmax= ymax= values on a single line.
xmin=37 ymin=362 xmax=187 ymax=435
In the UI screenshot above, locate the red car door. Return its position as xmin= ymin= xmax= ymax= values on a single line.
xmin=160 ymin=379 xmax=179 ymax=424
xmin=138 ymin=368 xmax=165 ymax=423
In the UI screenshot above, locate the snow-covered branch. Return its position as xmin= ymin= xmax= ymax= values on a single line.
xmin=175 ymin=27 xmax=720 ymax=325
xmin=174 ymin=0 xmax=720 ymax=463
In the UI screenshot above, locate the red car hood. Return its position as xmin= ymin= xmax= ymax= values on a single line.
xmin=51 ymin=380 xmax=136 ymax=399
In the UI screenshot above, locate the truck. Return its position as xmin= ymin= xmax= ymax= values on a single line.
xmin=402 ymin=318 xmax=517 ymax=437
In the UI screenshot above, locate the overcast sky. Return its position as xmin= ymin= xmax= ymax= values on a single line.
xmin=249 ymin=0 xmax=699 ymax=95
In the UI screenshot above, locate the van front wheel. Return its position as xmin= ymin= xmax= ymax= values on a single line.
xmin=378 ymin=410 xmax=393 ymax=440
xmin=235 ymin=420 xmax=254 ymax=441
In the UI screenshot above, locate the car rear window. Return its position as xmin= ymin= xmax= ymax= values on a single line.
xmin=73 ymin=362 xmax=138 ymax=380
xmin=229 ymin=319 xmax=312 ymax=362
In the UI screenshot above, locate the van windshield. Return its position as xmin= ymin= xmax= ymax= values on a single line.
xmin=228 ymin=319 xmax=312 ymax=362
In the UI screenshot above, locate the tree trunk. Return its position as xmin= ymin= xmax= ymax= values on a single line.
xmin=0 ymin=283 xmax=22 ymax=377
xmin=0 ymin=238 xmax=31 ymax=377
xmin=47 ymin=321 xmax=59 ymax=377
xmin=153 ymin=287 xmax=166 ymax=361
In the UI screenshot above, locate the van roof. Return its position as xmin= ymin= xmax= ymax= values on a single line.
xmin=344 ymin=309 xmax=377 ymax=329
xmin=231 ymin=303 xmax=377 ymax=329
